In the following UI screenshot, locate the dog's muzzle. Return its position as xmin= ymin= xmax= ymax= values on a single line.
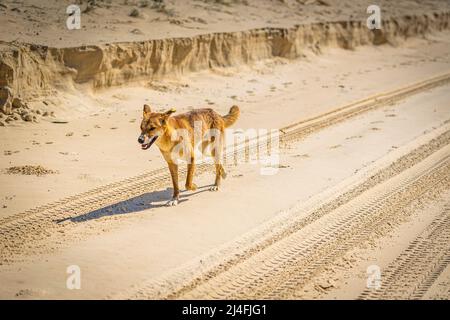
xmin=139 ymin=134 xmax=158 ymax=150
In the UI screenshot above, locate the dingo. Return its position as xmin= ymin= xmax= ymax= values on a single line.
xmin=138 ymin=105 xmax=240 ymax=206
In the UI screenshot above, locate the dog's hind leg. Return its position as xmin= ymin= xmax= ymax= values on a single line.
xmin=220 ymin=164 xmax=227 ymax=179
xmin=210 ymin=131 xmax=225 ymax=191
xmin=185 ymin=156 xmax=197 ymax=191
xmin=210 ymin=164 xmax=224 ymax=191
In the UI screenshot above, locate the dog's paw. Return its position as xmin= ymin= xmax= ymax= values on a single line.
xmin=209 ymin=185 xmax=219 ymax=191
xmin=185 ymin=183 xmax=197 ymax=191
xmin=166 ymin=198 xmax=179 ymax=206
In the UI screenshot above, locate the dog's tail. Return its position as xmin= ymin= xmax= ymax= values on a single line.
xmin=222 ymin=105 xmax=240 ymax=128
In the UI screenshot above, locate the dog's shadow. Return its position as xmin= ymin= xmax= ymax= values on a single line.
xmin=56 ymin=184 xmax=214 ymax=223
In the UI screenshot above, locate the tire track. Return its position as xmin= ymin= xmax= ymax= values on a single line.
xmin=118 ymin=124 xmax=450 ymax=299
xmin=359 ymin=204 xmax=450 ymax=300
xmin=1 ymin=72 xmax=450 ymax=263
xmin=424 ymin=267 xmax=450 ymax=300
xmin=172 ymin=147 xmax=450 ymax=299
xmin=281 ymin=71 xmax=450 ymax=140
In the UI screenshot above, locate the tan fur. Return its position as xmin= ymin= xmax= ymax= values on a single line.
xmin=139 ymin=104 xmax=240 ymax=205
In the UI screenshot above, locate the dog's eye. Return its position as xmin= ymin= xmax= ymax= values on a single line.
xmin=149 ymin=126 xmax=156 ymax=131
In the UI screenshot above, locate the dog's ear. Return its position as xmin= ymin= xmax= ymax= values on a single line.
xmin=161 ymin=108 xmax=176 ymax=125
xmin=143 ymin=104 xmax=151 ymax=117
xmin=165 ymin=108 xmax=176 ymax=116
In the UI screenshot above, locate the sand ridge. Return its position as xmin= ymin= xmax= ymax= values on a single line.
xmin=1 ymin=9 xmax=450 ymax=123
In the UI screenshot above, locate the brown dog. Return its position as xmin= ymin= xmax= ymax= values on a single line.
xmin=138 ymin=104 xmax=240 ymax=206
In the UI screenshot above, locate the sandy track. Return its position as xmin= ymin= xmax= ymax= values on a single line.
xmin=1 ymin=71 xmax=450 ymax=264
xmin=180 ymin=150 xmax=450 ymax=299
xmin=423 ymin=262 xmax=450 ymax=300
xmin=116 ymin=122 xmax=450 ymax=299
xmin=359 ymin=204 xmax=450 ymax=300
xmin=1 ymin=74 xmax=449 ymax=299
xmin=281 ymin=72 xmax=450 ymax=139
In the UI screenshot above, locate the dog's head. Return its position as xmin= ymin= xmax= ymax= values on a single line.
xmin=138 ymin=104 xmax=176 ymax=150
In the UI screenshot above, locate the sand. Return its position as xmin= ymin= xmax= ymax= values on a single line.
xmin=1 ymin=82 xmax=450 ymax=299
xmin=2 ymin=31 xmax=450 ymax=217
xmin=2 ymin=0 xmax=449 ymax=47
xmin=1 ymin=0 xmax=450 ymax=300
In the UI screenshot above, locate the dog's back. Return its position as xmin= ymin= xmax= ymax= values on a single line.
xmin=171 ymin=106 xmax=240 ymax=132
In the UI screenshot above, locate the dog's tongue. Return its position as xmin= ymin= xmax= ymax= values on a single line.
xmin=140 ymin=136 xmax=157 ymax=150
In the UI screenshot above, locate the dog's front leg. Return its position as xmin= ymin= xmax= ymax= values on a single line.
xmin=167 ymin=162 xmax=179 ymax=206
xmin=185 ymin=156 xmax=197 ymax=191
